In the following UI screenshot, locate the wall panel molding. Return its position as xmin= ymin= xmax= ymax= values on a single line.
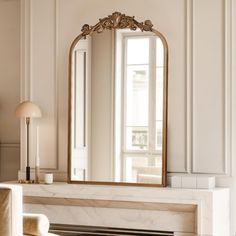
xmin=168 ymin=0 xmax=233 ymax=176
xmin=168 ymin=0 xmax=189 ymax=174
xmin=224 ymin=0 xmax=233 ymax=176
xmin=191 ymin=0 xmax=232 ymax=175
xmin=0 ymin=143 xmax=20 ymax=148
xmin=232 ymin=0 xmax=236 ymax=179
xmin=186 ymin=0 xmax=193 ymax=174
xmin=20 ymin=0 xmax=60 ymax=174
xmin=19 ymin=0 xmax=234 ymax=178
xmin=31 ymin=0 xmax=59 ymax=170
xmin=20 ymin=0 xmax=31 ymax=173
xmin=54 ymin=0 xmax=59 ymax=170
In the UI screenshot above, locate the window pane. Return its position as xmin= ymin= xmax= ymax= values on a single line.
xmin=124 ymin=156 xmax=162 ymax=183
xmin=156 ymin=67 xmax=163 ymax=151
xmin=125 ymin=65 xmax=149 ymax=150
xmin=74 ymin=50 xmax=86 ymax=148
xmin=127 ymin=38 xmax=149 ymax=65
xmin=156 ymin=38 xmax=164 ymax=67
xmin=126 ymin=66 xmax=149 ymax=126
xmin=156 ymin=68 xmax=163 ymax=120
xmin=156 ymin=121 xmax=162 ymax=151
xmin=126 ymin=126 xmax=148 ymax=150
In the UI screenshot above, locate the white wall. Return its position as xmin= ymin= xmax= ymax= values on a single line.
xmin=20 ymin=0 xmax=64 ymax=180
xmin=19 ymin=0 xmax=236 ymax=234
xmin=0 ymin=0 xmax=20 ymax=181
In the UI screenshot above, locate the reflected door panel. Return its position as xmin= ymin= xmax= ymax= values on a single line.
xmin=71 ymin=39 xmax=91 ymax=181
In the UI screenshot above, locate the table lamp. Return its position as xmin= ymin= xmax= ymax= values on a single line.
xmin=15 ymin=101 xmax=42 ymax=181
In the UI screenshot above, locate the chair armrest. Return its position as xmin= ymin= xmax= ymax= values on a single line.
xmin=23 ymin=213 xmax=50 ymax=236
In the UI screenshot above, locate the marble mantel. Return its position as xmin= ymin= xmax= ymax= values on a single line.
xmin=17 ymin=182 xmax=229 ymax=236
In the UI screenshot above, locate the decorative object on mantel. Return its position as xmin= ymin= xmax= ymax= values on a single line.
xmin=15 ymin=101 xmax=42 ymax=182
xmin=44 ymin=173 xmax=53 ymax=184
xmin=170 ymin=175 xmax=215 ymax=189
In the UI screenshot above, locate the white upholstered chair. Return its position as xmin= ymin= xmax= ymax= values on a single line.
xmin=0 ymin=184 xmax=57 ymax=236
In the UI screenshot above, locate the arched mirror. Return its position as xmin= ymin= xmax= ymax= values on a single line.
xmin=68 ymin=12 xmax=168 ymax=187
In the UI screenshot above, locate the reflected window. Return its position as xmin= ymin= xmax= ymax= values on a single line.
xmin=115 ymin=32 xmax=164 ymax=183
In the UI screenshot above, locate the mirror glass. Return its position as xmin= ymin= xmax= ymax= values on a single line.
xmin=68 ymin=13 xmax=168 ymax=186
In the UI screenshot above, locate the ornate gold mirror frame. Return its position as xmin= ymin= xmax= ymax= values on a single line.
xmin=68 ymin=12 xmax=168 ymax=187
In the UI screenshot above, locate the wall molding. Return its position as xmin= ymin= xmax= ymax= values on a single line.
xmin=231 ymin=0 xmax=236 ymax=178
xmin=168 ymin=0 xmax=189 ymax=174
xmin=54 ymin=0 xmax=59 ymax=170
xmin=30 ymin=0 xmax=59 ymax=171
xmin=191 ymin=0 xmax=232 ymax=175
xmin=20 ymin=0 xmax=31 ymax=172
xmin=224 ymin=0 xmax=233 ymax=176
xmin=20 ymin=0 xmax=60 ymax=172
xmin=169 ymin=0 xmax=233 ymax=176
xmin=186 ymin=0 xmax=193 ymax=174
xmin=0 ymin=143 xmax=20 ymax=148
xmin=19 ymin=0 xmax=234 ymax=177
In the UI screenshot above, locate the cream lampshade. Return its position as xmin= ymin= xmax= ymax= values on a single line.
xmin=15 ymin=101 xmax=42 ymax=181
xmin=15 ymin=101 xmax=42 ymax=118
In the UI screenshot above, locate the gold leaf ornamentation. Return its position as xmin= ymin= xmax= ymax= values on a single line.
xmin=81 ymin=12 xmax=153 ymax=37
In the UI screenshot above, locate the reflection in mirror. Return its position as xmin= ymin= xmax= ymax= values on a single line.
xmin=68 ymin=12 xmax=168 ymax=186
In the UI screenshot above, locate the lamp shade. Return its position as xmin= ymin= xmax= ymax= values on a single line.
xmin=15 ymin=101 xmax=42 ymax=118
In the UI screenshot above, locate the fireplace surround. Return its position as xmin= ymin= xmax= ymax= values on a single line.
xmin=18 ymin=182 xmax=229 ymax=236
xmin=49 ymin=224 xmax=174 ymax=236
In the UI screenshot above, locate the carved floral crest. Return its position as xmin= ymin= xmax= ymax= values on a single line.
xmin=81 ymin=12 xmax=153 ymax=37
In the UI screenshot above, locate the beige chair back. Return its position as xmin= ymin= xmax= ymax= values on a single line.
xmin=0 ymin=184 xmax=23 ymax=236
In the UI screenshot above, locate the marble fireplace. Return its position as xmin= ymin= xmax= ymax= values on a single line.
xmin=20 ymin=183 xmax=229 ymax=236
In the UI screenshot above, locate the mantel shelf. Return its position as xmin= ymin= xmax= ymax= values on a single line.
xmin=20 ymin=182 xmax=227 ymax=204
xmin=6 ymin=182 xmax=229 ymax=236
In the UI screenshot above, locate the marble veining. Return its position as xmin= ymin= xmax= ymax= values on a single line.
xmin=25 ymin=204 xmax=196 ymax=233
xmin=6 ymin=182 xmax=229 ymax=236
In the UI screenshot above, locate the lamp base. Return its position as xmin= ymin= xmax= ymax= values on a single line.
xmin=26 ymin=166 xmax=30 ymax=181
xmin=18 ymin=179 xmax=35 ymax=184
xmin=35 ymin=166 xmax=40 ymax=184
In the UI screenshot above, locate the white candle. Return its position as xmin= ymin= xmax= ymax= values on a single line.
xmin=36 ymin=126 xmax=40 ymax=167
xmin=44 ymin=173 xmax=53 ymax=184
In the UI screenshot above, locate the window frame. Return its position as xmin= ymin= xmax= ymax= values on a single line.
xmin=120 ymin=32 xmax=164 ymax=182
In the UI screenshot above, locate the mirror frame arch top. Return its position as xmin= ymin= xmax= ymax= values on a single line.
xmin=68 ymin=12 xmax=168 ymax=187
